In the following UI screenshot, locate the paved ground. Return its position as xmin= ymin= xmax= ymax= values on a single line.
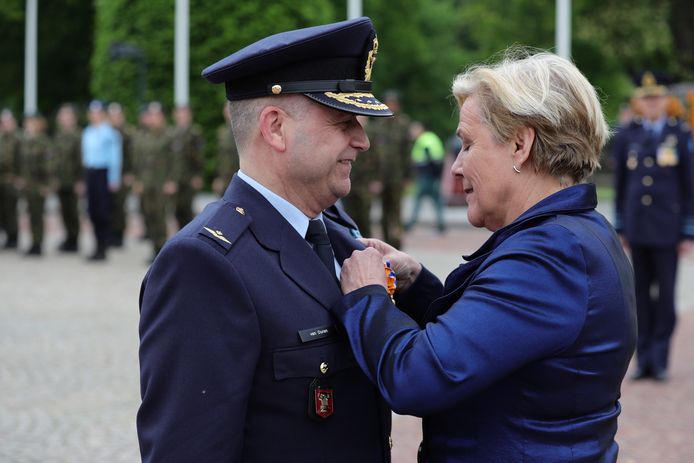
xmin=0 ymin=195 xmax=692 ymax=462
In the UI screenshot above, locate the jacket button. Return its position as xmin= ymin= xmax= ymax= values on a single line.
xmin=644 ymin=157 xmax=655 ymax=168
xmin=319 ymin=362 xmax=329 ymax=375
xmin=641 ymin=194 xmax=653 ymax=206
xmin=642 ymin=175 xmax=653 ymax=187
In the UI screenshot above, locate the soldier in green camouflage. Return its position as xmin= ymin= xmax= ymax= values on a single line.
xmin=0 ymin=109 xmax=21 ymax=249
xmin=342 ymin=115 xmax=379 ymax=237
xmin=51 ymin=104 xmax=82 ymax=252
xmin=171 ymin=105 xmax=205 ymax=227
xmin=367 ymin=91 xmax=411 ymax=248
xmin=18 ymin=113 xmax=51 ymax=256
xmin=133 ymin=102 xmax=177 ymax=260
xmin=213 ymin=103 xmax=239 ymax=195
xmin=108 ymin=102 xmax=135 ymax=247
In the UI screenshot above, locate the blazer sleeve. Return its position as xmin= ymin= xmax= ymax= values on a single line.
xmin=393 ymin=265 xmax=443 ymax=325
xmin=137 ymin=237 xmax=261 ymax=462
xmin=332 ymin=225 xmax=587 ymax=416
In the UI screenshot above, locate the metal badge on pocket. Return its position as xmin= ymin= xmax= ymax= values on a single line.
xmin=308 ymin=378 xmax=334 ymax=420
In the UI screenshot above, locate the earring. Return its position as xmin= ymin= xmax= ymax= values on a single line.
xmin=513 ymin=165 xmax=521 ymax=174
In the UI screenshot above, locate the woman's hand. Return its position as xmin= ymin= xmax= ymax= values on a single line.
xmin=341 ymin=247 xmax=388 ymax=295
xmin=359 ymin=238 xmax=422 ymax=292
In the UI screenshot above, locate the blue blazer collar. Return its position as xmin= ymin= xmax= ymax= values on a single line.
xmin=465 ymin=183 xmax=598 ymax=261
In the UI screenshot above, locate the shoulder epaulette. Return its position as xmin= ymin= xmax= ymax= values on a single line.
xmin=197 ymin=203 xmax=251 ymax=253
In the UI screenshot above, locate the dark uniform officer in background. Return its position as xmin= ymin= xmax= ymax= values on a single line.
xmin=108 ymin=102 xmax=135 ymax=248
xmin=51 ymin=104 xmax=82 ymax=252
xmin=133 ymin=102 xmax=176 ymax=260
xmin=0 ymin=109 xmax=21 ymax=249
xmin=138 ymin=17 xmax=394 ymax=463
xmin=18 ymin=113 xmax=51 ymax=256
xmin=367 ymin=90 xmax=411 ymax=248
xmin=213 ymin=102 xmax=239 ymax=195
xmin=171 ymin=104 xmax=205 ymax=227
xmin=612 ymin=72 xmax=694 ymax=381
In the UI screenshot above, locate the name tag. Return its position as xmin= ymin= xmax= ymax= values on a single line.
xmin=298 ymin=325 xmax=336 ymax=343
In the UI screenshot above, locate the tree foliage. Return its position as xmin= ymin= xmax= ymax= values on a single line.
xmin=0 ymin=0 xmax=93 ymax=120
xmin=2 ymin=0 xmax=693 ymax=146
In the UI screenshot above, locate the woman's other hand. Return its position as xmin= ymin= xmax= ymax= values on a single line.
xmin=359 ymin=238 xmax=422 ymax=292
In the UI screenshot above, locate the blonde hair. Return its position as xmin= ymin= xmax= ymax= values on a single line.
xmin=451 ymin=48 xmax=609 ymax=183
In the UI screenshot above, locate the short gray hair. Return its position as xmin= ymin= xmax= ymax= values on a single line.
xmin=228 ymin=95 xmax=309 ymax=153
xmin=451 ymin=48 xmax=609 ymax=183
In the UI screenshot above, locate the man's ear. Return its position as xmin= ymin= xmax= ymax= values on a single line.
xmin=512 ymin=125 xmax=535 ymax=168
xmin=258 ymin=105 xmax=288 ymax=153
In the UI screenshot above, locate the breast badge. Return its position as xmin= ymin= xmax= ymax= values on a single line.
xmin=309 ymin=378 xmax=334 ymax=420
xmin=656 ymin=136 xmax=679 ymax=167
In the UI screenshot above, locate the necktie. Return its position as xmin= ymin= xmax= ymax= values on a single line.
xmin=305 ymin=219 xmax=338 ymax=281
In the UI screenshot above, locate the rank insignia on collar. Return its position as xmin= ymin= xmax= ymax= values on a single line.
xmin=308 ymin=378 xmax=334 ymax=420
xmin=203 ymin=227 xmax=232 ymax=244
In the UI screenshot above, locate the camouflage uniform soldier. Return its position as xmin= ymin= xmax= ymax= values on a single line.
xmin=108 ymin=102 xmax=135 ymax=247
xmin=213 ymin=103 xmax=239 ymax=195
xmin=342 ymin=115 xmax=379 ymax=237
xmin=51 ymin=104 xmax=82 ymax=252
xmin=0 ymin=109 xmax=21 ymax=249
xmin=18 ymin=113 xmax=51 ymax=256
xmin=171 ymin=105 xmax=205 ymax=227
xmin=368 ymin=91 xmax=411 ymax=248
xmin=134 ymin=102 xmax=176 ymax=260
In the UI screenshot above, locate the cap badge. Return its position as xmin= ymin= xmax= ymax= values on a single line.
xmin=364 ymin=36 xmax=379 ymax=81
xmin=642 ymin=72 xmax=656 ymax=87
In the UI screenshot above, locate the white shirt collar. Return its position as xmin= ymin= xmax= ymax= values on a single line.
xmin=237 ymin=170 xmax=322 ymax=238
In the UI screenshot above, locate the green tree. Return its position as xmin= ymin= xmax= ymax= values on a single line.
xmin=91 ymin=0 xmax=337 ymax=181
xmin=0 ymin=0 xmax=93 ymax=121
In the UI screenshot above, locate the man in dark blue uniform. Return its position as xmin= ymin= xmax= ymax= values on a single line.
xmin=137 ymin=18 xmax=394 ymax=462
xmin=612 ymin=72 xmax=694 ymax=382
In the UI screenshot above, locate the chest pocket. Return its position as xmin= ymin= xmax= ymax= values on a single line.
xmin=273 ymin=340 xmax=358 ymax=380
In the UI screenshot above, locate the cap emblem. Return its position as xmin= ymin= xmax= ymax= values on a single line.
xmin=642 ymin=72 xmax=656 ymax=87
xmin=364 ymin=36 xmax=379 ymax=81
xmin=323 ymin=92 xmax=390 ymax=111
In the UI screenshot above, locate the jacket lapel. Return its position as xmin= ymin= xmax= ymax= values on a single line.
xmin=223 ymin=175 xmax=343 ymax=309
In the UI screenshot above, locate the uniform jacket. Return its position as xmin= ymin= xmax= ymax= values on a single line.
xmin=138 ymin=175 xmax=391 ymax=463
xmin=171 ymin=124 xmax=205 ymax=184
xmin=612 ymin=117 xmax=694 ymax=246
xmin=51 ymin=129 xmax=82 ymax=187
xmin=333 ymin=184 xmax=637 ymax=463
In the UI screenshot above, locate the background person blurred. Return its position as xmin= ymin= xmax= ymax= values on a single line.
xmin=18 ymin=112 xmax=51 ymax=256
xmin=82 ymin=100 xmax=122 ymax=261
xmin=170 ymin=104 xmax=204 ymax=227
xmin=335 ymin=50 xmax=636 ymax=462
xmin=0 ymin=108 xmax=21 ymax=250
xmin=51 ymin=103 xmax=82 ymax=252
xmin=108 ymin=102 xmax=135 ymax=248
xmin=612 ymin=72 xmax=694 ymax=382
xmin=367 ymin=90 xmax=411 ymax=248
xmin=404 ymin=120 xmax=446 ymax=233
xmin=213 ymin=102 xmax=239 ymax=195
xmin=133 ymin=102 xmax=176 ymax=261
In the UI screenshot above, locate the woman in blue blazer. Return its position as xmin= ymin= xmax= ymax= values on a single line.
xmin=333 ymin=50 xmax=637 ymax=462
